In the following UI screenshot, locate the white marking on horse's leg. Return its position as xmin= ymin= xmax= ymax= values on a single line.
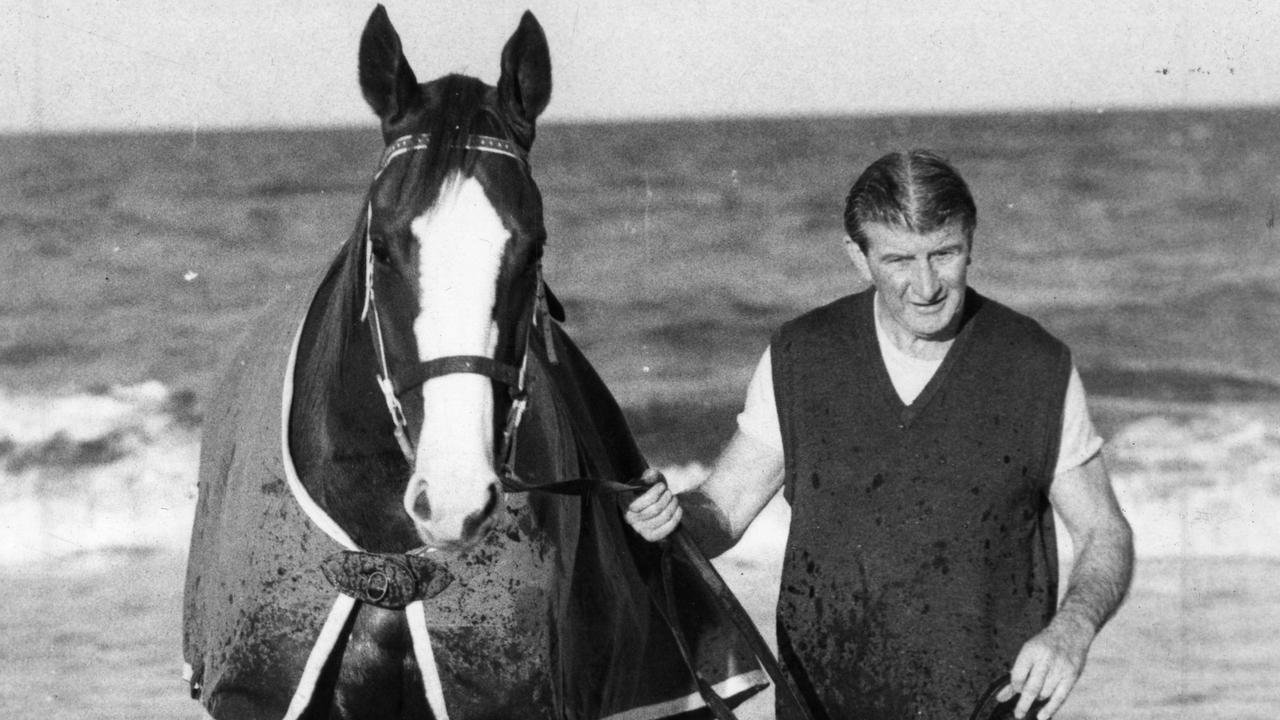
xmin=405 ymin=173 xmax=509 ymax=548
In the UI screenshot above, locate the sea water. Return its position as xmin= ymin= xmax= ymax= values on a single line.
xmin=2 ymin=109 xmax=1278 ymax=564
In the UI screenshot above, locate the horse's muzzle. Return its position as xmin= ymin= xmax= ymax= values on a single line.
xmin=403 ymin=474 xmax=502 ymax=550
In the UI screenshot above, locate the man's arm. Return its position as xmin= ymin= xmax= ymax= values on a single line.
xmin=1001 ymin=453 xmax=1134 ymax=719
xmin=625 ymin=427 xmax=785 ymax=557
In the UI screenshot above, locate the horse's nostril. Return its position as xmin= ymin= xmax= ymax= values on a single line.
xmin=461 ymin=483 xmax=502 ymax=540
xmin=412 ymin=490 xmax=431 ymax=521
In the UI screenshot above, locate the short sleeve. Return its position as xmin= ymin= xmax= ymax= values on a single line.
xmin=735 ymin=345 xmax=785 ymax=452
xmin=1054 ymin=364 xmax=1104 ymax=475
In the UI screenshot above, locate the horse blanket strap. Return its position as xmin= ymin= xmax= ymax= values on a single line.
xmin=320 ymin=551 xmax=455 ymax=610
xmin=392 ymin=355 xmax=524 ymax=395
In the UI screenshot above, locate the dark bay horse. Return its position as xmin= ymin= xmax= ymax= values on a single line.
xmin=183 ymin=6 xmax=773 ymax=720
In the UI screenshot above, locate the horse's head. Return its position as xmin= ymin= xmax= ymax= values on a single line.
xmin=356 ymin=5 xmax=551 ymax=551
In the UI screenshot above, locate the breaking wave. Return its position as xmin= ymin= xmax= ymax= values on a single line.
xmin=668 ymin=401 xmax=1280 ymax=566
xmin=1104 ymin=403 xmax=1280 ymax=557
xmin=1 ymin=383 xmax=1277 ymax=566
xmin=0 ymin=382 xmax=199 ymax=566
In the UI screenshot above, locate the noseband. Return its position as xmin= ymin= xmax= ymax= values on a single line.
xmin=360 ymin=132 xmax=551 ymax=484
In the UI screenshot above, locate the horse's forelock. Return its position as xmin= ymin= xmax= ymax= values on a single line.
xmin=371 ymin=75 xmax=499 ymax=232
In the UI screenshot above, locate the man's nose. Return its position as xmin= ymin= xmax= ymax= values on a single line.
xmin=911 ymin=260 xmax=941 ymax=298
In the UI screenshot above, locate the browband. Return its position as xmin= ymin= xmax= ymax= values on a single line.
xmin=376 ymin=133 xmax=528 ymax=176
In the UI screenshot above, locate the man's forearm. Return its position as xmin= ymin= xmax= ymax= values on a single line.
xmin=1054 ymin=523 xmax=1134 ymax=634
xmin=678 ymin=489 xmax=741 ymax=558
xmin=675 ymin=428 xmax=786 ymax=558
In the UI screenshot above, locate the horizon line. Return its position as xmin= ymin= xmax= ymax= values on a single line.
xmin=2 ymin=101 xmax=1277 ymax=139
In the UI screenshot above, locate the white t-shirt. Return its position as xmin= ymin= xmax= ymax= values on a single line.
xmin=737 ymin=299 xmax=1104 ymax=477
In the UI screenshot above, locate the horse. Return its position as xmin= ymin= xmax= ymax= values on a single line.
xmin=182 ymin=6 xmax=779 ymax=719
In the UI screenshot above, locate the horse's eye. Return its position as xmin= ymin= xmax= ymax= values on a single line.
xmin=369 ymin=237 xmax=391 ymax=262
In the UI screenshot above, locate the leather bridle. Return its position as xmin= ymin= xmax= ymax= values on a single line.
xmin=359 ymin=132 xmax=548 ymax=483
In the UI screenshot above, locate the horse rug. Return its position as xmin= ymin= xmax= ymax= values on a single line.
xmin=182 ymin=277 xmax=767 ymax=719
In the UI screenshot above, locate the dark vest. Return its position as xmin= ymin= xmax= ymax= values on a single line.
xmin=772 ymin=288 xmax=1070 ymax=720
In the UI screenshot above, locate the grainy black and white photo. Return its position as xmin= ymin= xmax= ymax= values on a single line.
xmin=2 ymin=2 xmax=1277 ymax=718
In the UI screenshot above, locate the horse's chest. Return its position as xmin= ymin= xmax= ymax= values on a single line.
xmin=430 ymin=497 xmax=559 ymax=637
xmin=345 ymin=496 xmax=563 ymax=717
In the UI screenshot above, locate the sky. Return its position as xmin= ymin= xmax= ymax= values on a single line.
xmin=2 ymin=0 xmax=1279 ymax=133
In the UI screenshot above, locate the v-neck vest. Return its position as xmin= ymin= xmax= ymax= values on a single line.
xmin=771 ymin=288 xmax=1071 ymax=719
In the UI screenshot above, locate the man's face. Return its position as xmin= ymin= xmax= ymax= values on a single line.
xmin=849 ymin=221 xmax=971 ymax=344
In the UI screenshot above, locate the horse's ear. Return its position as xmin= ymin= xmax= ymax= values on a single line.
xmin=359 ymin=5 xmax=420 ymax=130
xmin=497 ymin=11 xmax=552 ymax=146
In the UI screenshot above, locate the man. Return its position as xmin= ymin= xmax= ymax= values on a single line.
xmin=626 ymin=150 xmax=1133 ymax=719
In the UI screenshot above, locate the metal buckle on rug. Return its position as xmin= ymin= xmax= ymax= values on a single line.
xmin=320 ymin=551 xmax=455 ymax=610
xmin=365 ymin=571 xmax=390 ymax=603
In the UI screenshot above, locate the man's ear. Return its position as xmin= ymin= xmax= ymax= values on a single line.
xmin=844 ymin=235 xmax=870 ymax=275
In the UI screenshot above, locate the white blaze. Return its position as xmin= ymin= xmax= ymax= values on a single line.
xmin=406 ymin=173 xmax=509 ymax=543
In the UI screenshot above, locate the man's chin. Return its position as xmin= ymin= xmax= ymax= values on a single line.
xmin=905 ymin=314 xmax=958 ymax=340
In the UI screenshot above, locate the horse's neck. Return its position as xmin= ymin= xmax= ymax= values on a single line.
xmin=526 ymin=324 xmax=648 ymax=483
xmin=289 ymin=273 xmax=415 ymax=550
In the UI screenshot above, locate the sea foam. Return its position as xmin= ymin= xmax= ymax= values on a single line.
xmin=1 ymin=383 xmax=1277 ymax=566
xmin=0 ymin=382 xmax=199 ymax=566
xmin=1106 ymin=405 xmax=1280 ymax=557
xmin=661 ymin=403 xmax=1280 ymax=566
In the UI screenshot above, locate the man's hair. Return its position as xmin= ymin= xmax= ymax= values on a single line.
xmin=842 ymin=149 xmax=977 ymax=252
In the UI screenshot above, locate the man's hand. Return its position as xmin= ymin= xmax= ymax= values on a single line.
xmin=997 ymin=614 xmax=1094 ymax=719
xmin=624 ymin=468 xmax=683 ymax=542
xmin=998 ymin=452 xmax=1131 ymax=718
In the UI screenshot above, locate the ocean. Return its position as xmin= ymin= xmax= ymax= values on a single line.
xmin=2 ymin=109 xmax=1279 ymax=563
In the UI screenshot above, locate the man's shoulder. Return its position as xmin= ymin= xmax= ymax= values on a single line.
xmin=968 ymin=289 xmax=1071 ymax=362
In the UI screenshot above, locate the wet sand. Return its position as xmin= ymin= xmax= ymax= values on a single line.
xmin=1 ymin=548 xmax=1276 ymax=719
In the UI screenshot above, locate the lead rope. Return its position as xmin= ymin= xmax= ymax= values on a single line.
xmin=667 ymin=529 xmax=819 ymax=720
xmin=658 ymin=544 xmax=739 ymax=720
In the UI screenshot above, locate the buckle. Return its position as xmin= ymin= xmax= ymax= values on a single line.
xmin=320 ymin=551 xmax=454 ymax=610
